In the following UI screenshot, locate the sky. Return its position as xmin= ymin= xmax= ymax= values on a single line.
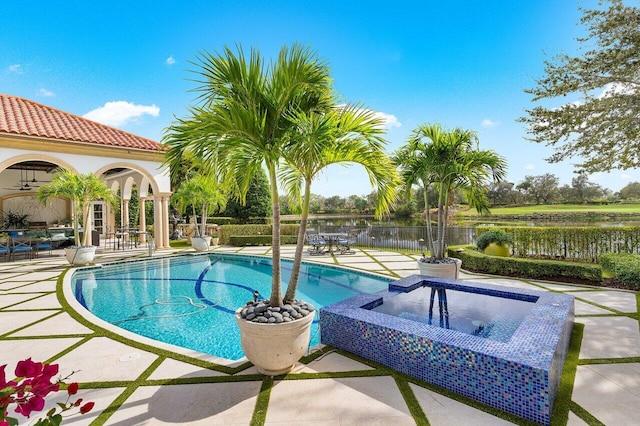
xmin=2 ymin=0 xmax=638 ymax=197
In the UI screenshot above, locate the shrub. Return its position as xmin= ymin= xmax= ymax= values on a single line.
xmin=476 ymin=225 xmax=640 ymax=263
xmin=475 ymin=229 xmax=514 ymax=251
xmin=448 ymin=246 xmax=602 ymax=283
xmin=600 ymin=253 xmax=640 ymax=288
xmin=229 ymin=235 xmax=298 ymax=246
xmin=219 ymin=224 xmax=299 ymax=245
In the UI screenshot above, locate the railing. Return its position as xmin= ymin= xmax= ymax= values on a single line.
xmin=311 ymin=225 xmax=476 ymax=252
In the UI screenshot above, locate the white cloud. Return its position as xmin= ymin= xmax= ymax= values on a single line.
xmin=83 ymin=101 xmax=160 ymax=127
xmin=8 ymin=64 xmax=22 ymax=74
xmin=38 ymin=88 xmax=54 ymax=97
xmin=524 ymin=164 xmax=536 ymax=171
xmin=165 ymin=55 xmax=176 ymax=65
xmin=598 ymin=82 xmax=636 ymax=99
xmin=481 ymin=118 xmax=499 ymax=128
xmin=374 ymin=111 xmax=401 ymax=129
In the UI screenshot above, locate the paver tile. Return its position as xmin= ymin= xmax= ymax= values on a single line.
xmin=54 ymin=337 xmax=159 ymax=382
xmin=266 ymin=377 xmax=411 ymax=423
xmin=577 ymin=316 xmax=640 ymax=359
xmin=410 ymin=384 xmax=515 ymax=425
xmin=573 ymin=363 xmax=640 ymax=425
xmin=104 ymin=382 xmax=261 ymax=425
xmin=568 ymin=290 xmax=638 ymax=313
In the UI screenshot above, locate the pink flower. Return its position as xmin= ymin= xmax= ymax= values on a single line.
xmin=14 ymin=358 xmax=42 ymax=378
xmin=0 ymin=364 xmax=6 ymax=387
xmin=14 ymin=395 xmax=45 ymax=418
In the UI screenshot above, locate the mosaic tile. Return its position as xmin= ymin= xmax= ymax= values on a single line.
xmin=321 ymin=274 xmax=574 ymax=425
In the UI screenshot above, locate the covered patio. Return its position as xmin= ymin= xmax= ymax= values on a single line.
xmin=0 ymin=94 xmax=171 ymax=251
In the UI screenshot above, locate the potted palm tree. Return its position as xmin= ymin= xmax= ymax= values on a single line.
xmin=164 ymin=44 xmax=398 ymax=375
xmin=37 ymin=169 xmax=117 ymax=265
xmin=394 ymin=123 xmax=507 ymax=279
xmin=172 ymin=173 xmax=227 ymax=252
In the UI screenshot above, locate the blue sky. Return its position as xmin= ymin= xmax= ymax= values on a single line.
xmin=2 ymin=0 xmax=635 ymax=197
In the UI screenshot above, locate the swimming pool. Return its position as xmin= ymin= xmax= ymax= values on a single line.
xmin=69 ymin=253 xmax=391 ymax=360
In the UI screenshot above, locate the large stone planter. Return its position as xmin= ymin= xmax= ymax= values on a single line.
xmin=417 ymin=258 xmax=462 ymax=280
xmin=191 ymin=236 xmax=212 ymax=252
xmin=235 ymin=309 xmax=314 ymax=376
xmin=64 ymin=246 xmax=97 ymax=265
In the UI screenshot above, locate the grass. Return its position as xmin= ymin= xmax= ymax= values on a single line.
xmin=457 ymin=203 xmax=640 ymax=216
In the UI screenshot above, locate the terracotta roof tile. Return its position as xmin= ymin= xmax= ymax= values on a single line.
xmin=0 ymin=94 xmax=164 ymax=152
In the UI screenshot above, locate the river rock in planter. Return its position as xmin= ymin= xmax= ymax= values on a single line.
xmin=239 ymin=299 xmax=315 ymax=324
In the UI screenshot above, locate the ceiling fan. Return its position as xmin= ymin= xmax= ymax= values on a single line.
xmin=20 ymin=168 xmax=52 ymax=184
xmin=2 ymin=168 xmax=40 ymax=191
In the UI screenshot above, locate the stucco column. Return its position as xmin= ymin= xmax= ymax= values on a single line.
xmin=161 ymin=193 xmax=171 ymax=249
xmin=122 ymin=199 xmax=130 ymax=229
xmin=153 ymin=193 xmax=171 ymax=250
xmin=153 ymin=195 xmax=163 ymax=249
xmin=139 ymin=198 xmax=146 ymax=244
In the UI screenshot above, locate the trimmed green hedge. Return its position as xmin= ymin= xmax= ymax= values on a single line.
xmin=229 ymin=235 xmax=298 ymax=246
xmin=600 ymin=253 xmax=640 ymax=288
xmin=219 ymin=224 xmax=299 ymax=245
xmin=477 ymin=225 xmax=640 ymax=263
xmin=448 ymin=246 xmax=602 ymax=283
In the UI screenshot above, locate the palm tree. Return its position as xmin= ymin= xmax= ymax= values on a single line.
xmin=279 ymin=105 xmax=399 ymax=301
xmin=163 ymin=44 xmax=333 ymax=307
xmin=173 ymin=173 xmax=227 ymax=238
xmin=37 ymin=169 xmax=117 ymax=247
xmin=394 ymin=123 xmax=507 ymax=261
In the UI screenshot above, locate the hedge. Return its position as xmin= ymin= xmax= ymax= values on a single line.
xmin=229 ymin=235 xmax=299 ymax=246
xmin=447 ymin=246 xmax=602 ymax=283
xmin=476 ymin=226 xmax=640 ymax=263
xmin=600 ymin=253 xmax=640 ymax=288
xmin=220 ymin=224 xmax=300 ymax=245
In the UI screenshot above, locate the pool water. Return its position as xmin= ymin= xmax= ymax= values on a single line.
xmin=371 ymin=285 xmax=536 ymax=342
xmin=70 ymin=253 xmax=391 ymax=360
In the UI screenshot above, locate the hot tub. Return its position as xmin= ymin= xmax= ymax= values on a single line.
xmin=320 ymin=275 xmax=574 ymax=425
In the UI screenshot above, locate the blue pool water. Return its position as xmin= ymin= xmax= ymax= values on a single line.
xmin=371 ymin=285 xmax=536 ymax=342
xmin=70 ymin=253 xmax=391 ymax=360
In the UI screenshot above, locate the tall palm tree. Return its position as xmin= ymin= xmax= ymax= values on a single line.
xmin=279 ymin=106 xmax=399 ymax=301
xmin=163 ymin=44 xmax=333 ymax=307
xmin=37 ymin=169 xmax=117 ymax=246
xmin=394 ymin=123 xmax=507 ymax=260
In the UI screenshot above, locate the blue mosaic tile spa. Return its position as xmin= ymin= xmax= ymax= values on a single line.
xmin=320 ymin=275 xmax=574 ymax=425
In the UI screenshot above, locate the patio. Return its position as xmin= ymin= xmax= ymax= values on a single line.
xmin=0 ymin=245 xmax=638 ymax=425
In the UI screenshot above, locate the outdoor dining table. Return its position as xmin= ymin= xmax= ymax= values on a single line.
xmin=318 ymin=232 xmax=348 ymax=253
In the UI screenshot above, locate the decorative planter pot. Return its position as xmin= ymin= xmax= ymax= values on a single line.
xmin=417 ymin=258 xmax=462 ymax=280
xmin=211 ymin=237 xmax=219 ymax=246
xmin=483 ymin=243 xmax=510 ymax=257
xmin=64 ymin=246 xmax=97 ymax=265
xmin=235 ymin=309 xmax=314 ymax=376
xmin=191 ymin=236 xmax=212 ymax=252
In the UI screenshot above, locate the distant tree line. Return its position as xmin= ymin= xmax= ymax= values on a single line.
xmin=276 ymin=174 xmax=640 ymax=218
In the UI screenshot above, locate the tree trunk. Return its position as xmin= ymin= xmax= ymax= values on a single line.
xmin=268 ymin=165 xmax=283 ymax=307
xmin=285 ymin=179 xmax=311 ymax=302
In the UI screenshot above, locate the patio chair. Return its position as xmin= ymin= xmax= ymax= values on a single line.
xmin=10 ymin=238 xmax=33 ymax=261
xmin=0 ymin=237 xmax=9 ymax=261
xmin=336 ymin=230 xmax=359 ymax=255
xmin=34 ymin=238 xmax=53 ymax=257
xmin=305 ymin=230 xmax=326 ymax=255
